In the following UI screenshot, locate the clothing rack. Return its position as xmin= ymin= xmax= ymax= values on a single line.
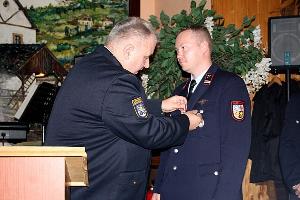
xmin=270 ymin=65 xmax=300 ymax=102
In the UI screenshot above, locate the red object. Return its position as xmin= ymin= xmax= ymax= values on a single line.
xmin=146 ymin=190 xmax=153 ymax=200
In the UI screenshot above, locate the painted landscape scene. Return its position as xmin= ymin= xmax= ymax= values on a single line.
xmin=26 ymin=0 xmax=128 ymax=68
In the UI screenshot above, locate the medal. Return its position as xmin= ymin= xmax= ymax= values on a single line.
xmin=198 ymin=109 xmax=205 ymax=128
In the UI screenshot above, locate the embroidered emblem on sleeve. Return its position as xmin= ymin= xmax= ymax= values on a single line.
xmin=231 ymin=100 xmax=245 ymax=121
xmin=132 ymin=97 xmax=148 ymax=118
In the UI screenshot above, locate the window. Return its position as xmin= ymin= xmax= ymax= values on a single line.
xmin=13 ymin=33 xmax=23 ymax=44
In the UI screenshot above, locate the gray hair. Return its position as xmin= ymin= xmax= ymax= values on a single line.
xmin=105 ymin=17 xmax=157 ymax=45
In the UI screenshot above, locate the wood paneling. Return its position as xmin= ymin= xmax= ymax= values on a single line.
xmin=212 ymin=0 xmax=281 ymax=50
xmin=0 ymin=157 xmax=65 ymax=200
xmin=242 ymin=160 xmax=276 ymax=200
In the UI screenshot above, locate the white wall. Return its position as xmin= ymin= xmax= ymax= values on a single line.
xmin=141 ymin=0 xmax=211 ymax=21
xmin=0 ymin=0 xmax=36 ymax=43
xmin=0 ymin=24 xmax=36 ymax=43
xmin=18 ymin=0 xmax=60 ymax=8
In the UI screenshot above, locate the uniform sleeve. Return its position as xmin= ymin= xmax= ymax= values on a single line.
xmin=279 ymin=95 xmax=300 ymax=191
xmin=146 ymin=99 xmax=163 ymax=116
xmin=102 ymin=74 xmax=189 ymax=149
xmin=214 ymin=77 xmax=251 ymax=199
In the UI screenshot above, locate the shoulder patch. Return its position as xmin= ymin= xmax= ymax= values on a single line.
xmin=132 ymin=97 xmax=148 ymax=118
xmin=231 ymin=100 xmax=245 ymax=121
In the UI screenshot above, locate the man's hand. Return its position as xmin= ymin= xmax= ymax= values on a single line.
xmin=183 ymin=110 xmax=203 ymax=131
xmin=151 ymin=193 xmax=160 ymax=200
xmin=161 ymin=95 xmax=187 ymax=113
xmin=293 ymin=183 xmax=300 ymax=198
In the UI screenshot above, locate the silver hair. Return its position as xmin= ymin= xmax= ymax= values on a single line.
xmin=105 ymin=17 xmax=157 ymax=45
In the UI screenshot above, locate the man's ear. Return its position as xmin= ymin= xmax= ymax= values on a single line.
xmin=123 ymin=43 xmax=134 ymax=60
xmin=201 ymin=41 xmax=210 ymax=53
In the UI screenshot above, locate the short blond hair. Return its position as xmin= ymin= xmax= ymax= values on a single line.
xmin=179 ymin=26 xmax=212 ymax=52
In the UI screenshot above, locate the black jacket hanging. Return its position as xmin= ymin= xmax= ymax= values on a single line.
xmin=250 ymin=80 xmax=300 ymax=183
xmin=249 ymin=83 xmax=286 ymax=183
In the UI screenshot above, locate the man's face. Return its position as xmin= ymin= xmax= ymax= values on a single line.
xmin=125 ymin=35 xmax=157 ymax=74
xmin=175 ymin=30 xmax=204 ymax=74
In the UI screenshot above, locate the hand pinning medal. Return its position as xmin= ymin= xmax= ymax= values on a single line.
xmin=197 ymin=109 xmax=205 ymax=128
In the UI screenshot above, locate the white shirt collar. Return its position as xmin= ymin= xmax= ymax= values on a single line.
xmin=190 ymin=69 xmax=208 ymax=93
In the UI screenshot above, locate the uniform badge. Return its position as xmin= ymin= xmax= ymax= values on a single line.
xmin=231 ymin=100 xmax=245 ymax=121
xmin=204 ymin=73 xmax=214 ymax=85
xmin=198 ymin=99 xmax=208 ymax=105
xmin=132 ymin=97 xmax=148 ymax=118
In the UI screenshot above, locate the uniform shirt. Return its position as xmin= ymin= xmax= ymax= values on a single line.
xmin=189 ymin=70 xmax=207 ymax=93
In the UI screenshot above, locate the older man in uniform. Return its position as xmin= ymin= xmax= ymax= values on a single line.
xmin=45 ymin=17 xmax=203 ymax=200
xmin=152 ymin=26 xmax=251 ymax=200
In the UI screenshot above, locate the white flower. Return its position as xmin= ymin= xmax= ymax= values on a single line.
xmin=252 ymin=25 xmax=262 ymax=49
xmin=243 ymin=38 xmax=251 ymax=48
xmin=225 ymin=34 xmax=235 ymax=47
xmin=204 ymin=17 xmax=214 ymax=38
xmin=242 ymin=57 xmax=272 ymax=94
xmin=141 ymin=74 xmax=149 ymax=92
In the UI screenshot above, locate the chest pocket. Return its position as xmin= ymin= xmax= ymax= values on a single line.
xmin=194 ymin=100 xmax=217 ymax=116
xmin=192 ymin=100 xmax=218 ymax=135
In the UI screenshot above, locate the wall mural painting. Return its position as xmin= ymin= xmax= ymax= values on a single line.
xmin=0 ymin=0 xmax=131 ymax=121
xmin=26 ymin=0 xmax=129 ymax=69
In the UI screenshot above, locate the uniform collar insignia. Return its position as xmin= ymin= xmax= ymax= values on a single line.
xmin=203 ymin=73 xmax=214 ymax=85
xmin=182 ymin=80 xmax=190 ymax=90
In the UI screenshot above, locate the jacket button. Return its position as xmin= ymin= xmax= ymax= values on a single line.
xmin=133 ymin=181 xmax=137 ymax=185
xmin=174 ymin=148 xmax=179 ymax=154
xmin=296 ymin=120 xmax=299 ymax=124
xmin=173 ymin=166 xmax=177 ymax=171
xmin=214 ymin=171 xmax=219 ymax=176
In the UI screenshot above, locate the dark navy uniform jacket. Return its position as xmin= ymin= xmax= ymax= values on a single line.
xmin=45 ymin=45 xmax=190 ymax=200
xmin=279 ymin=93 xmax=300 ymax=192
xmin=154 ymin=65 xmax=251 ymax=200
